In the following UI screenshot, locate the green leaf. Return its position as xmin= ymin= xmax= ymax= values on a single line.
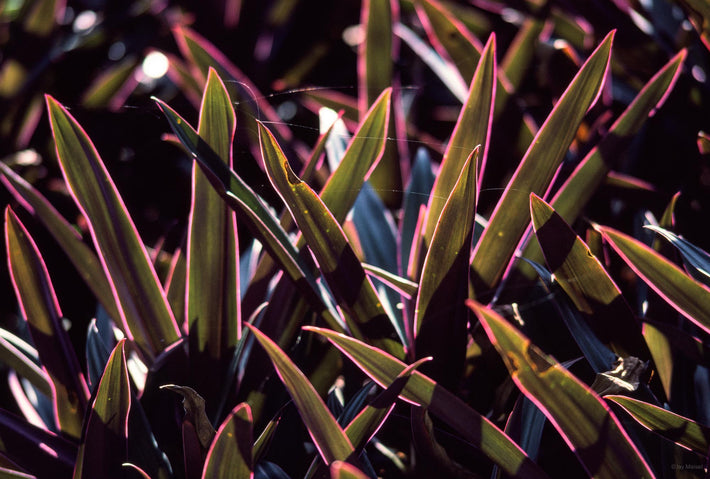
xmin=415 ymin=147 xmax=478 ymax=386
xmin=529 ymin=194 xmax=649 ymax=359
xmin=501 ymin=18 xmax=545 ymax=91
xmin=153 ymin=98 xmax=343 ymax=334
xmin=303 ymin=327 xmax=549 ymax=479
xmin=469 ymin=302 xmax=655 ymax=479
xmin=46 ymin=96 xmax=180 ymax=362
xmin=597 ymin=225 xmax=710 ymax=335
xmin=245 ymin=324 xmax=355 ymax=465
xmin=360 ymin=0 xmax=392 ymax=112
xmin=259 ymin=122 xmax=402 ymax=357
xmin=607 ymin=395 xmax=710 ymax=455
xmin=74 ymin=340 xmax=131 ymax=479
xmin=642 ymin=322 xmax=673 ymax=400
xmin=520 ymin=50 xmax=686 ymax=277
xmin=330 ymin=461 xmax=369 ymax=479
xmin=320 ymin=88 xmax=391 ymax=224
xmin=5 ymin=207 xmax=89 ymax=439
xmin=188 ymin=67 xmax=240 ymax=362
xmin=202 ymin=403 xmax=253 ymax=479
xmin=81 ymin=57 xmax=138 ymax=110
xmin=414 ymin=0 xmax=482 ymax=83
xmin=424 ymin=34 xmax=494 ymax=245
xmin=471 ymin=32 xmax=614 ymax=291
xmin=0 ymin=162 xmax=121 ymax=321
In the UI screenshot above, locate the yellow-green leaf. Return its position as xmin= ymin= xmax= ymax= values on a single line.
xmin=202 ymin=403 xmax=253 ymax=479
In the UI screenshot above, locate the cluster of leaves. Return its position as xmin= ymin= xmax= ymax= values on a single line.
xmin=1 ymin=0 xmax=710 ymax=478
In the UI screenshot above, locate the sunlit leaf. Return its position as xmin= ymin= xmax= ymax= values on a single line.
xmin=424 ymin=35 xmax=494 ymax=246
xmin=5 ymin=207 xmax=89 ymax=439
xmin=154 ymin=98 xmax=344 ymax=333
xmin=81 ymin=57 xmax=138 ymax=110
xmin=259 ymin=122 xmax=401 ymax=357
xmin=0 ymin=328 xmax=51 ymax=398
xmin=46 ymin=96 xmax=180 ymax=362
xmin=0 ymin=162 xmax=121 ymax=321
xmin=607 ymin=395 xmax=710 ymax=455
xmin=529 ymin=194 xmax=649 ymax=359
xmin=471 ymin=32 xmax=614 ymax=291
xmin=362 ymin=263 xmax=418 ymax=298
xmin=187 ymin=68 xmax=241 ymax=366
xmin=202 ymin=403 xmax=253 ymax=479
xmin=246 ymin=324 xmax=355 ymax=465
xmin=520 ymin=50 xmax=686 ymax=276
xmin=415 ymin=147 xmax=478 ymax=386
xmin=598 ymin=225 xmax=710 ymax=335
xmin=74 ymin=340 xmax=131 ymax=479
xmin=330 ymin=461 xmax=369 ymax=479
xmin=469 ymin=302 xmax=655 ymax=479
xmin=304 ymin=327 xmax=549 ymax=479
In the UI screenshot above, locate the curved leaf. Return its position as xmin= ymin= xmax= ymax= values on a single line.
xmin=259 ymin=122 xmax=401 ymax=357
xmin=245 ymin=324 xmax=354 ymax=465
xmin=646 ymin=224 xmax=710 ymax=286
xmin=74 ymin=340 xmax=131 ymax=479
xmin=471 ymin=32 xmax=614 ymax=291
xmin=202 ymin=403 xmax=253 ymax=479
xmin=46 ymin=96 xmax=180 ymax=362
xmin=598 ymin=225 xmax=710 ymax=335
xmin=5 ymin=207 xmax=89 ymax=439
xmin=0 ymin=162 xmax=120 ymax=320
xmin=0 ymin=329 xmax=51 ymax=398
xmin=187 ymin=67 xmax=240 ymax=362
xmin=607 ymin=395 xmax=710 ymax=455
xmin=303 ymin=326 xmax=549 ymax=479
xmin=469 ymin=301 xmax=655 ymax=479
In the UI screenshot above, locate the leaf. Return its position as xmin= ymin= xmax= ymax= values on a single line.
xmin=598 ymin=225 xmax=710 ymax=335
xmin=393 ymin=23 xmax=468 ymax=102
xmin=319 ymin=88 xmax=391 ymax=224
xmin=153 ymin=98 xmax=344 ymax=333
xmin=304 ymin=327 xmax=549 ymax=479
xmin=187 ymin=68 xmax=241 ymax=364
xmin=0 ymin=468 xmax=36 ymax=479
xmin=259 ymin=122 xmax=401 ymax=357
xmin=245 ymin=324 xmax=355 ymax=465
xmin=81 ymin=57 xmax=139 ymax=110
xmin=362 ymin=263 xmax=418 ymax=298
xmin=469 ymin=302 xmax=655 ymax=479
xmin=400 ymin=148 xmax=435 ymax=273
xmin=0 ymin=329 xmax=51 ymax=398
xmin=414 ymin=0 xmax=483 ymax=84
xmin=330 ymin=461 xmax=369 ymax=479
xmin=74 ymin=340 xmax=131 ymax=479
xmin=5 ymin=207 xmax=89 ymax=439
xmin=471 ymin=32 xmax=614 ymax=291
xmin=520 ymin=50 xmax=686 ymax=276
xmin=414 ymin=147 xmax=478 ymax=386
xmin=529 ymin=194 xmax=649 ymax=359
xmin=424 ymin=35 xmax=494 ymax=246
xmin=645 ymin=224 xmax=710 ymax=287
xmin=0 ymin=162 xmax=121 ymax=321
xmin=501 ymin=18 xmax=545 ymax=91
xmin=202 ymin=403 xmax=253 ymax=479
xmin=160 ymin=385 xmax=215 ymax=450
xmin=607 ymin=395 xmax=710 ymax=455
xmin=46 ymin=96 xmax=180 ymax=362
xmin=0 ymin=409 xmax=76 ymax=477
